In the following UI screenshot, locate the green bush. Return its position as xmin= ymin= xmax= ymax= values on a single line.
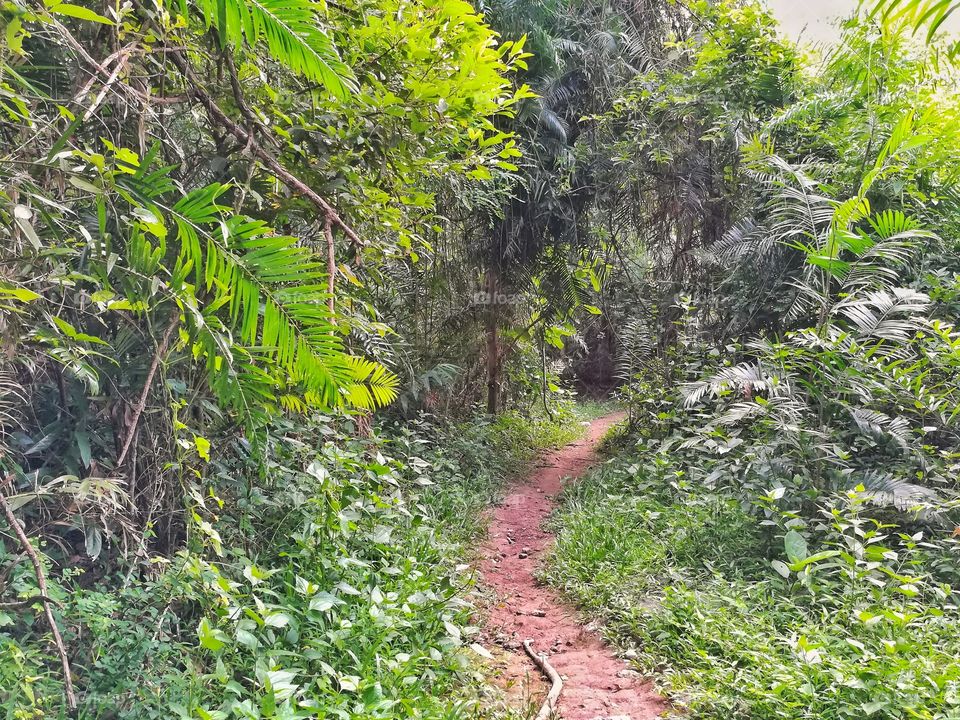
xmin=1 ymin=407 xmax=581 ymax=718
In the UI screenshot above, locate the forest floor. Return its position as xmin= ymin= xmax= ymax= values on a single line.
xmin=478 ymin=412 xmax=667 ymax=719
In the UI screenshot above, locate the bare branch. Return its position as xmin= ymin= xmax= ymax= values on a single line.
xmin=0 ymin=478 xmax=76 ymax=711
xmin=116 ymin=311 xmax=180 ymax=468
xmin=523 ymin=639 xmax=563 ymax=720
xmin=164 ymin=47 xmax=364 ymax=251
xmin=324 ymin=217 xmax=336 ymax=314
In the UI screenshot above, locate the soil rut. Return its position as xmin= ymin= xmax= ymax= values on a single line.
xmin=479 ymin=412 xmax=666 ymax=720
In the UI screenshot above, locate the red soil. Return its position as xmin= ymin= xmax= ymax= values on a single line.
xmin=478 ymin=412 xmax=667 ymax=720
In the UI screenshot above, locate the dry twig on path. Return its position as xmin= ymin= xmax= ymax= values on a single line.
xmin=523 ymin=638 xmax=563 ymax=720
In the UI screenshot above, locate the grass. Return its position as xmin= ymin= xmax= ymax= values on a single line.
xmin=543 ymin=440 xmax=960 ymax=720
xmin=569 ymin=397 xmax=623 ymax=423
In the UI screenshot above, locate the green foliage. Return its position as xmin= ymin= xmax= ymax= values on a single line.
xmin=188 ymin=0 xmax=355 ymax=98
xmin=546 ymin=427 xmax=960 ymax=720
xmin=177 ymin=437 xmax=482 ymax=719
xmin=486 ymin=405 xmax=584 ymax=475
xmin=0 ymin=0 xmax=535 ymax=566
xmin=545 ymin=14 xmax=960 ymax=713
xmin=870 ymin=0 xmax=960 ymax=47
xmin=0 ymin=0 xmax=548 ymax=713
xmin=0 ymin=404 xmax=579 ymax=716
xmin=6 ymin=0 xmax=960 ymax=717
xmin=171 ymin=181 xmax=400 ymax=412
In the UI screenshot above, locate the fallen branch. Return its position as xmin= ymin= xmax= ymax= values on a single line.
xmin=523 ymin=639 xmax=562 ymax=720
xmin=49 ymin=17 xmax=145 ymax=111
xmin=0 ymin=479 xmax=77 ymax=711
xmin=79 ymin=49 xmax=131 ymax=123
xmin=70 ymin=44 xmax=132 ymax=109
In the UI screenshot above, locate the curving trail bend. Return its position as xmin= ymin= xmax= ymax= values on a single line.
xmin=478 ymin=412 xmax=667 ymax=720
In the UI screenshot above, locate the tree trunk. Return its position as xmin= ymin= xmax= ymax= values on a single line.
xmin=485 ymin=268 xmax=500 ymax=415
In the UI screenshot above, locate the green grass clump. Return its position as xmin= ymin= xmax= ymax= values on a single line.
xmin=543 ymin=461 xmax=763 ymax=620
xmin=569 ymin=398 xmax=622 ymax=423
xmin=545 ymin=451 xmax=960 ymax=720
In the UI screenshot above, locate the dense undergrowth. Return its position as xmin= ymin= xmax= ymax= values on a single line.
xmin=546 ymin=408 xmax=960 ymax=720
xmin=1 ymin=404 xmax=584 ymax=718
xmin=5 ymin=0 xmax=960 ymax=715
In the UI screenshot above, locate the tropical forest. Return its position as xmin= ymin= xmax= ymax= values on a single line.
xmin=1 ymin=0 xmax=960 ymax=717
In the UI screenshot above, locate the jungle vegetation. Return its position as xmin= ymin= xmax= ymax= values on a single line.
xmin=0 ymin=0 xmax=959 ymax=717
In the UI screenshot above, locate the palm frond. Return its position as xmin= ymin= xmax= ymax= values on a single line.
xmin=683 ymin=361 xmax=785 ymax=408
xmin=835 ymin=288 xmax=930 ymax=342
xmin=849 ymin=407 xmax=912 ymax=448
xmin=711 ymin=219 xmax=773 ymax=265
xmin=172 ymin=183 xmax=397 ymax=411
xmin=851 ymin=469 xmax=940 ymax=512
xmin=615 ymin=317 xmax=657 ymax=382
xmin=0 ymin=366 xmax=26 ymax=449
xmin=190 ymin=0 xmax=356 ymax=98
xmin=537 ymin=105 xmax=569 ymax=143
xmin=397 ymin=362 xmax=460 ymax=414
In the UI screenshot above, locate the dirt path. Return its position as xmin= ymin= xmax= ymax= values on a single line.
xmin=479 ymin=412 xmax=666 ymax=720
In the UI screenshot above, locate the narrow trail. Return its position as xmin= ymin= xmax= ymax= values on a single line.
xmin=479 ymin=412 xmax=666 ymax=720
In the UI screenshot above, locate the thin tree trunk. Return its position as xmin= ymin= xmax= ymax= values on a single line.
xmin=117 ymin=311 xmax=179 ymax=468
xmin=324 ymin=217 xmax=335 ymax=315
xmin=485 ymin=268 xmax=500 ymax=415
xmin=540 ymin=338 xmax=554 ymax=422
